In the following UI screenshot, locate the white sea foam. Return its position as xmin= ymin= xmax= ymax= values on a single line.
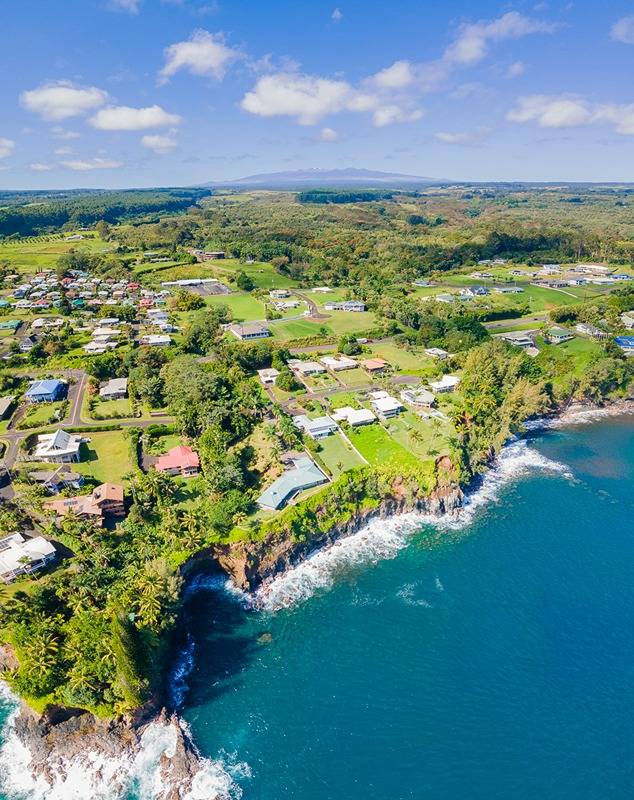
xmin=0 ymin=684 xmax=246 ymax=800
xmin=252 ymin=438 xmax=573 ymax=612
xmin=525 ymin=402 xmax=634 ymax=432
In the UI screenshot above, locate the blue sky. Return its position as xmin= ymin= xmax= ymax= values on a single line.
xmin=3 ymin=0 xmax=634 ymax=188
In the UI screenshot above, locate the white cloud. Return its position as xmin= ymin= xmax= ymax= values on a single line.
xmin=611 ymin=16 xmax=634 ymax=44
xmin=370 ymin=60 xmax=415 ymax=89
xmin=159 ymin=29 xmax=242 ymax=83
xmin=319 ymin=127 xmax=338 ymax=141
xmin=434 ymin=127 xmax=491 ymax=145
xmin=90 ymin=105 xmax=181 ymax=130
xmin=444 ymin=11 xmax=556 ymax=66
xmin=241 ymin=72 xmax=353 ymax=124
xmin=373 ymin=105 xmax=423 ymax=127
xmin=507 ymin=95 xmax=593 ymax=128
xmin=51 ymin=126 xmax=81 ymax=140
xmin=107 ymin=0 xmax=141 ymax=12
xmin=61 ymin=157 xmax=123 ymax=171
xmin=506 ymin=61 xmax=526 ymax=79
xmin=0 ymin=138 xmax=15 ymax=159
xmin=141 ymin=132 xmax=178 ymax=153
xmin=331 ymin=8 xmax=343 ymax=21
xmin=54 ymin=146 xmax=73 ymax=156
xmin=507 ymin=94 xmax=634 ymax=135
xmin=21 ymin=81 xmax=108 ymax=121
xmin=30 ymin=163 xmax=54 ymax=172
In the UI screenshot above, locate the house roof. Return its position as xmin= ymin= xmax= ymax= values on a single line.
xmin=361 ymin=358 xmax=388 ymax=370
xmin=155 ymin=445 xmax=200 ymax=471
xmin=25 ymin=379 xmax=63 ymax=397
xmin=257 ymin=456 xmax=327 ymax=510
xmin=100 ymin=377 xmax=128 ymax=395
xmin=294 ymin=414 xmax=337 ymax=435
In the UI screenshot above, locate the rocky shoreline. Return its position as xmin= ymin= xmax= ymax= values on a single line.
xmin=4 ymin=398 xmax=633 ymax=799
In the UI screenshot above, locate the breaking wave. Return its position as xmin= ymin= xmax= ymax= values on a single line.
xmin=252 ymin=438 xmax=573 ymax=612
xmin=0 ymin=683 xmax=246 ymax=800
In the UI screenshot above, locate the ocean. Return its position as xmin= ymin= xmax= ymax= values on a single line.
xmin=1 ymin=412 xmax=633 ymax=799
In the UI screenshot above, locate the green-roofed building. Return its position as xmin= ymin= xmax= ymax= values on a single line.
xmin=0 ymin=319 xmax=20 ymax=331
xmin=257 ymin=456 xmax=328 ymax=511
xmin=548 ymin=326 xmax=575 ymax=344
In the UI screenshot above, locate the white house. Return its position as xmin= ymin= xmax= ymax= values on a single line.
xmin=400 ymin=387 xmax=435 ymax=408
xmin=332 ymin=406 xmax=376 ymax=426
xmin=287 ymin=359 xmax=326 ymax=376
xmin=321 ymin=355 xmax=357 ymax=371
xmin=429 ymin=375 xmax=461 ymax=393
xmin=141 ymin=334 xmax=172 ymax=347
xmin=34 ymin=430 xmax=83 ymax=463
xmin=620 ymin=312 xmax=634 ymax=330
xmin=425 ymin=347 xmax=448 ymax=360
xmin=293 ymin=414 xmax=338 ymax=439
xmin=0 ymin=533 xmax=56 ymax=583
xmin=257 ymin=368 xmax=280 ymax=386
xmin=99 ymin=377 xmax=128 ymax=400
xmin=370 ymin=391 xmax=403 ymax=419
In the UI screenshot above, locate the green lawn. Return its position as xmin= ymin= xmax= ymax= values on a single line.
xmin=17 ymin=401 xmax=66 ymax=430
xmin=303 ymin=372 xmax=339 ymax=391
xmin=316 ymin=432 xmax=366 ymax=477
xmin=368 ymin=342 xmax=431 ymax=371
xmin=210 ymin=258 xmax=299 ymax=290
xmin=205 ymin=293 xmax=265 ymax=321
xmin=383 ymin=410 xmax=451 ymax=460
xmin=75 ymin=431 xmax=135 ymax=483
xmin=337 ymin=367 xmax=372 ymax=388
xmin=318 ymin=310 xmax=378 ymax=335
xmin=271 ymin=319 xmax=332 ymax=341
xmin=348 ymin=423 xmax=419 ymax=468
xmin=90 ymin=398 xmax=133 ymax=420
xmin=0 ymin=233 xmax=108 ymax=273
xmin=146 ymin=432 xmax=181 ymax=455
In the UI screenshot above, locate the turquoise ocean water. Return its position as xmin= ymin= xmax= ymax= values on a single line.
xmin=1 ymin=414 xmax=633 ymax=799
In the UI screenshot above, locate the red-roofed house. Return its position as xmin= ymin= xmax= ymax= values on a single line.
xmin=155 ymin=445 xmax=200 ymax=478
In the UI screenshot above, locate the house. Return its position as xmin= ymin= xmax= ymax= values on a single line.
xmin=430 ymin=375 xmax=461 ymax=393
xmin=29 ymin=467 xmax=84 ymax=493
xmin=287 ymin=359 xmax=326 ymax=376
xmin=370 ymin=390 xmax=403 ymax=419
xmin=141 ymin=334 xmax=172 ymax=347
xmin=324 ymin=300 xmax=366 ymax=312
xmin=435 ymin=293 xmax=455 ymax=304
xmin=293 ymin=414 xmax=338 ymax=439
xmin=191 ymin=249 xmax=225 ymax=261
xmin=19 ymin=336 xmax=37 ymax=353
xmin=548 ymin=327 xmax=575 ymax=344
xmin=331 ymin=406 xmax=376 ymax=426
xmin=228 ymin=323 xmax=270 ymax=341
xmin=312 ymin=286 xmax=333 ymax=293
xmin=83 ymin=342 xmax=109 ymax=355
xmin=460 ymin=286 xmax=489 ymax=297
xmin=425 ymin=347 xmax=448 ymax=360
xmin=269 ymin=289 xmax=291 ymax=299
xmin=615 ymin=336 xmax=634 ymax=354
xmin=360 ymin=358 xmax=388 ymax=374
xmin=44 ymin=483 xmax=125 ymax=523
xmin=496 ymin=331 xmax=536 ymax=349
xmin=400 ymin=387 xmax=435 ymax=408
xmin=321 ymin=355 xmax=357 ymax=371
xmin=620 ymin=312 xmax=634 ymax=329
xmin=257 ymin=368 xmax=280 ymax=386
xmin=0 ymin=319 xmax=20 ymax=331
xmin=33 ymin=430 xmax=83 ymax=463
xmin=0 ymin=533 xmax=56 ymax=583
xmin=257 ymin=456 xmax=327 ymax=511
xmin=99 ymin=377 xmax=128 ymax=400
xmin=0 ymin=395 xmax=15 ymax=420
xmin=155 ymin=445 xmax=200 ymax=477
xmin=146 ymin=309 xmax=168 ymax=323
xmin=575 ymin=323 xmax=609 ymax=339
xmin=493 ymin=286 xmax=524 ymax=294
xmin=25 ymin=379 xmax=66 ymax=404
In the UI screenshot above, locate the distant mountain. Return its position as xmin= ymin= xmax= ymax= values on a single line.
xmin=203 ymin=168 xmax=438 ymax=188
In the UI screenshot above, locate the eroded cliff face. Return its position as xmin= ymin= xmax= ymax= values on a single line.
xmin=212 ymin=484 xmax=464 ymax=591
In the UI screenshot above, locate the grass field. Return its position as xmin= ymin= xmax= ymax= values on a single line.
xmin=17 ymin=401 xmax=66 ymax=430
xmin=316 ymin=432 xmax=365 ymax=477
xmin=368 ymin=342 xmax=430 ymax=371
xmin=0 ymin=234 xmax=108 ymax=273
xmin=315 ymin=310 xmax=378 ymax=335
xmin=205 ymin=293 xmax=265 ymax=321
xmin=337 ymin=367 xmax=372 ymax=388
xmin=90 ymin=398 xmax=133 ymax=420
xmin=348 ymin=423 xmax=419 ymax=468
xmin=383 ymin=410 xmax=451 ymax=460
xmin=76 ymin=431 xmax=134 ymax=483
xmin=209 ymin=259 xmax=298 ymax=290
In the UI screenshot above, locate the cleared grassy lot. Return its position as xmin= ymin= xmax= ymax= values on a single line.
xmin=210 ymin=259 xmax=298 ymax=290
xmin=383 ymin=410 xmax=451 ymax=460
xmin=17 ymin=401 xmax=66 ymax=430
xmin=89 ymin=398 xmax=133 ymax=420
xmin=348 ymin=423 xmax=419 ymax=468
xmin=368 ymin=342 xmax=430 ymax=371
xmin=205 ymin=293 xmax=265 ymax=321
xmin=75 ymin=431 xmax=135 ymax=483
xmin=316 ymin=432 xmax=366 ymax=477
xmin=336 ymin=367 xmax=372 ymax=388
xmin=0 ymin=234 xmax=108 ymax=272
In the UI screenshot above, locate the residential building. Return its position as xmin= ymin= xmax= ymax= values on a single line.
xmin=155 ymin=445 xmax=200 ymax=477
xmin=25 ymin=379 xmax=66 ymax=403
xmin=615 ymin=336 xmax=634 ymax=354
xmin=324 ymin=300 xmax=366 ymax=312
xmin=460 ymin=286 xmax=489 ymax=297
xmin=29 ymin=467 xmax=84 ymax=493
xmin=430 ymin=375 xmax=461 ymax=393
xmin=548 ymin=327 xmax=575 ymax=344
xmin=331 ymin=406 xmax=376 ymax=426
xmin=191 ymin=249 xmax=225 ymax=261
xmin=44 ymin=483 xmax=125 ymax=523
xmin=425 ymin=347 xmax=448 ymax=359
xmin=312 ymin=286 xmax=333 ymax=293
xmin=257 ymin=368 xmax=280 ymax=386
xmin=400 ymin=387 xmax=435 ymax=408
xmin=257 ymin=456 xmax=327 ymax=511
xmin=287 ymin=359 xmax=325 ymax=376
xmin=99 ymin=377 xmax=128 ymax=400
xmin=19 ymin=336 xmax=37 ymax=352
xmin=0 ymin=534 xmax=56 ymax=583
xmin=493 ymin=286 xmax=524 ymax=294
xmin=360 ymin=358 xmax=388 ymax=374
xmin=228 ymin=323 xmax=270 ymax=341
xmin=0 ymin=395 xmax=15 ymax=420
xmin=141 ymin=334 xmax=172 ymax=347
xmin=620 ymin=312 xmax=634 ymax=329
xmin=370 ymin=390 xmax=403 ymax=419
xmin=435 ymin=293 xmax=455 ymax=304
xmin=293 ymin=414 xmax=338 ymax=439
xmin=269 ymin=289 xmax=291 ymax=299
xmin=33 ymin=430 xmax=83 ymax=463
xmin=496 ymin=331 xmax=536 ymax=349
xmin=575 ymin=323 xmax=609 ymax=339
xmin=321 ymin=355 xmax=357 ymax=371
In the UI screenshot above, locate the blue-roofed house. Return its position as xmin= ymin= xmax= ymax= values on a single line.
xmin=257 ymin=456 xmax=328 ymax=511
xmin=615 ymin=336 xmax=634 ymax=354
xmin=25 ymin=379 xmax=66 ymax=403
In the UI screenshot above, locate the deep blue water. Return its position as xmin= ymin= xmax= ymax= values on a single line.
xmin=182 ymin=416 xmax=634 ymax=800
